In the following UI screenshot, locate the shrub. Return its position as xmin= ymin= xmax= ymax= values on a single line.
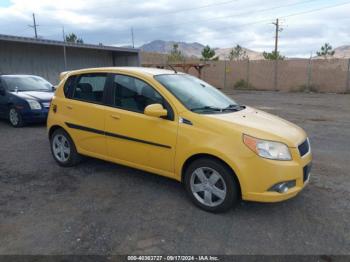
xmin=234 ymin=79 xmax=255 ymax=90
xmin=291 ymin=84 xmax=319 ymax=93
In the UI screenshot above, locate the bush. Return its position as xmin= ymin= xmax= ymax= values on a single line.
xmin=234 ymin=79 xmax=255 ymax=90
xmin=291 ymin=84 xmax=319 ymax=93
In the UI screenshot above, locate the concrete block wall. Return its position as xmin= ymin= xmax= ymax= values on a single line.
xmin=141 ymin=52 xmax=350 ymax=93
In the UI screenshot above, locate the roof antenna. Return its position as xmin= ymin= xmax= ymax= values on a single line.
xmin=168 ymin=64 xmax=177 ymax=74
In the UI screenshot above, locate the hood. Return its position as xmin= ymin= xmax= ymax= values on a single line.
xmin=11 ymin=91 xmax=54 ymax=101
xmin=207 ymin=106 xmax=306 ymax=147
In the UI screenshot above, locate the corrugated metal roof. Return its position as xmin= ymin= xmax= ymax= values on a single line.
xmin=0 ymin=34 xmax=139 ymax=53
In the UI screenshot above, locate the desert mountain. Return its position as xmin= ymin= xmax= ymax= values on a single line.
xmin=214 ymin=47 xmax=264 ymax=60
xmin=140 ymin=40 xmax=204 ymax=57
xmin=333 ymin=45 xmax=350 ymax=58
xmin=140 ymin=40 xmax=350 ymax=60
xmin=140 ymin=40 xmax=263 ymax=60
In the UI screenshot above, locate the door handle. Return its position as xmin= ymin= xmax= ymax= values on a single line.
xmin=110 ymin=114 xmax=120 ymax=120
xmin=66 ymin=105 xmax=73 ymax=110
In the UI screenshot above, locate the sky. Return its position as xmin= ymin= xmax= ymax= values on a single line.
xmin=0 ymin=0 xmax=350 ymax=57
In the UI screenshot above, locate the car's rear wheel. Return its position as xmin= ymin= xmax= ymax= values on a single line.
xmin=50 ymin=128 xmax=81 ymax=167
xmin=184 ymin=158 xmax=239 ymax=213
xmin=8 ymin=107 xmax=24 ymax=127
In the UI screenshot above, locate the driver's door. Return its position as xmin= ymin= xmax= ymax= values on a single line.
xmin=105 ymin=74 xmax=178 ymax=176
xmin=0 ymin=78 xmax=8 ymax=118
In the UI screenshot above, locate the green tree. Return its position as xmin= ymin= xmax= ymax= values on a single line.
xmin=228 ymin=44 xmax=248 ymax=61
xmin=263 ymin=51 xmax=285 ymax=60
xmin=201 ymin=45 xmax=217 ymax=61
xmin=316 ymin=43 xmax=335 ymax=59
xmin=65 ymin=33 xmax=84 ymax=44
xmin=168 ymin=43 xmax=184 ymax=63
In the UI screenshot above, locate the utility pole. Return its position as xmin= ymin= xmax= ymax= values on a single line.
xmin=28 ymin=13 xmax=39 ymax=38
xmin=273 ymin=18 xmax=279 ymax=55
xmin=346 ymin=58 xmax=350 ymax=93
xmin=307 ymin=52 xmax=313 ymax=90
xmin=62 ymin=26 xmax=67 ymax=70
xmin=131 ymin=27 xmax=135 ymax=48
xmin=272 ymin=18 xmax=282 ymax=91
xmin=223 ymin=60 xmax=227 ymax=89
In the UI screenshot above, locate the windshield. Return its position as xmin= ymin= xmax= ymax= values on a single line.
xmin=155 ymin=74 xmax=240 ymax=113
xmin=2 ymin=76 xmax=53 ymax=92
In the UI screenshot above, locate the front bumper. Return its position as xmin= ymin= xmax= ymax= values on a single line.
xmin=241 ymin=147 xmax=312 ymax=203
xmin=21 ymin=108 xmax=49 ymax=123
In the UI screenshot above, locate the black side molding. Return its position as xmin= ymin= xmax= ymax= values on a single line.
xmin=65 ymin=122 xmax=171 ymax=149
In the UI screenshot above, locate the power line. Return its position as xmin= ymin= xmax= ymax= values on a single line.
xmin=89 ymin=0 xmax=240 ymax=18
xmin=155 ymin=0 xmax=239 ymax=16
xmin=24 ymin=0 xmax=350 ymax=38
xmin=139 ymin=0 xmax=319 ymax=30
xmin=20 ymin=0 xmax=350 ymax=46
xmin=280 ymin=1 xmax=350 ymax=19
xmin=195 ymin=1 xmax=350 ymax=35
xmin=170 ymin=0 xmax=350 ymax=46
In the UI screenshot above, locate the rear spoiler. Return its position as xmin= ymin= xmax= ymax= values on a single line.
xmin=59 ymin=71 xmax=70 ymax=81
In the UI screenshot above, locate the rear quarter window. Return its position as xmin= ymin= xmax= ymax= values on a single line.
xmin=63 ymin=75 xmax=76 ymax=98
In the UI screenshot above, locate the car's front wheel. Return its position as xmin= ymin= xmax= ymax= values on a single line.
xmin=50 ymin=128 xmax=82 ymax=167
xmin=8 ymin=106 xmax=24 ymax=127
xmin=184 ymin=158 xmax=239 ymax=213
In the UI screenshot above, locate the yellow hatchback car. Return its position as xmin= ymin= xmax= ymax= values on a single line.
xmin=47 ymin=67 xmax=312 ymax=212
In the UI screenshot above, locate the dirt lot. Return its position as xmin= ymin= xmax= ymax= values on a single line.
xmin=0 ymin=91 xmax=349 ymax=255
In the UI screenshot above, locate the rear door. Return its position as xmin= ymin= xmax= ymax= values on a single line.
xmin=61 ymin=73 xmax=109 ymax=157
xmin=104 ymin=74 xmax=178 ymax=175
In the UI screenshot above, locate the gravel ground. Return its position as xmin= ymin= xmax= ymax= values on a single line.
xmin=0 ymin=91 xmax=349 ymax=255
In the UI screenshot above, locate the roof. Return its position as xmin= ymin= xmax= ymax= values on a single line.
xmin=114 ymin=67 xmax=181 ymax=75
xmin=65 ymin=67 xmax=182 ymax=77
xmin=0 ymin=34 xmax=139 ymax=54
xmin=1 ymin=74 xmax=42 ymax=77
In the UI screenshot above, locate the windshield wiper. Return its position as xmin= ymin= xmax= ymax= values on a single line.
xmin=222 ymin=104 xmax=245 ymax=111
xmin=191 ymin=106 xmax=223 ymax=112
xmin=191 ymin=104 xmax=245 ymax=113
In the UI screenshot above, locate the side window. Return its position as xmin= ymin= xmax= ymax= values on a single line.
xmin=71 ymin=73 xmax=108 ymax=104
xmin=63 ymin=76 xmax=75 ymax=98
xmin=113 ymin=75 xmax=163 ymax=113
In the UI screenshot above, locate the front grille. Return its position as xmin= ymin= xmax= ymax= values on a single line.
xmin=303 ymin=163 xmax=312 ymax=183
xmin=298 ymin=139 xmax=309 ymax=157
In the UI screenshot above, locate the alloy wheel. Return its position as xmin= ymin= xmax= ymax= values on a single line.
xmin=190 ymin=167 xmax=227 ymax=207
xmin=52 ymin=134 xmax=71 ymax=162
xmin=9 ymin=108 xmax=19 ymax=126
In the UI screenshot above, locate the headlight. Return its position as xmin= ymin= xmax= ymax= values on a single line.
xmin=26 ymin=100 xmax=42 ymax=110
xmin=243 ymin=134 xmax=292 ymax=160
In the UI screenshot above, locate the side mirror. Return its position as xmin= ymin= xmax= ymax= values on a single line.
xmin=144 ymin=103 xmax=168 ymax=118
xmin=52 ymin=85 xmax=57 ymax=91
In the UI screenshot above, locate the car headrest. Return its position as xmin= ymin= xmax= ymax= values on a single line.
xmin=141 ymin=85 xmax=156 ymax=99
xmin=77 ymin=83 xmax=93 ymax=93
xmin=117 ymin=84 xmax=136 ymax=98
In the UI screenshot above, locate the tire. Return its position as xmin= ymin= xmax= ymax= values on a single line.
xmin=8 ymin=106 xmax=24 ymax=127
xmin=184 ymin=158 xmax=239 ymax=213
xmin=50 ymin=128 xmax=82 ymax=167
